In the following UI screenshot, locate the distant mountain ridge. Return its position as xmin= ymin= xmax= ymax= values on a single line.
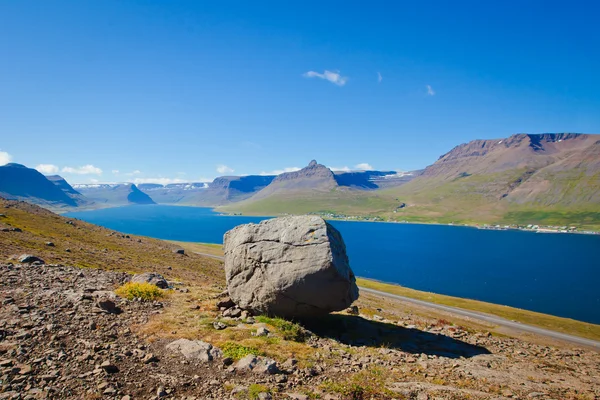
xmin=0 ymin=164 xmax=83 ymax=208
xmin=75 ymin=183 xmax=155 ymax=206
xmin=410 ymin=133 xmax=600 ymax=205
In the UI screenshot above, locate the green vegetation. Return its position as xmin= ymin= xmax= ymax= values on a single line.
xmin=247 ymin=384 xmax=271 ymax=399
xmin=502 ymin=210 xmax=600 ymax=229
xmin=115 ymin=282 xmax=166 ymax=301
xmin=321 ymin=367 xmax=397 ymax=399
xmin=166 ymin=240 xmax=224 ymax=256
xmin=358 ymin=278 xmax=600 ymax=341
xmin=221 ymin=342 xmax=263 ymax=360
xmin=255 ymin=316 xmax=306 ymax=342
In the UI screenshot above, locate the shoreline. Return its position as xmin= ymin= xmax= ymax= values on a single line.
xmin=63 ymin=203 xmax=600 ymax=235
xmin=172 ymin=240 xmax=600 ymax=343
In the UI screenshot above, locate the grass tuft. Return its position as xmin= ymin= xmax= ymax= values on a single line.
xmin=221 ymin=342 xmax=263 ymax=360
xmin=247 ymin=384 xmax=270 ymax=399
xmin=255 ymin=316 xmax=306 ymax=342
xmin=115 ymin=282 xmax=165 ymax=301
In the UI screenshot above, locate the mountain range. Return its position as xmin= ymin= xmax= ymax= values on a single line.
xmin=1 ymin=133 xmax=598 ymax=227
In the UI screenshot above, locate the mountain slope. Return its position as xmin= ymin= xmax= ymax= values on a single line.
xmin=220 ymin=161 xmax=405 ymax=216
xmin=75 ymin=183 xmax=156 ymax=206
xmin=249 ymin=160 xmax=338 ymax=201
xmin=384 ymin=133 xmax=600 ymax=226
xmin=47 ymin=175 xmax=94 ymax=207
xmin=0 ymin=164 xmax=79 ymax=208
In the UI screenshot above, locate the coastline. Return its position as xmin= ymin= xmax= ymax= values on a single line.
xmin=172 ymin=240 xmax=600 ymax=343
xmin=64 ymin=203 xmax=600 ymax=235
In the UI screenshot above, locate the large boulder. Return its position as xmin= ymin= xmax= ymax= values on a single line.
xmin=223 ymin=216 xmax=358 ymax=318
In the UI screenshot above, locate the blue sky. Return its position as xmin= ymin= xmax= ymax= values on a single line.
xmin=1 ymin=1 xmax=599 ymax=184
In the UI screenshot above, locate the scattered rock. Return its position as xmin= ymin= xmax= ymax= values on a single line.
xmin=45 ymin=242 xmax=55 ymax=247
xmin=96 ymin=298 xmax=120 ymax=314
xmin=131 ymin=272 xmax=169 ymax=289
xmin=216 ymin=297 xmax=235 ymax=309
xmin=213 ymin=321 xmax=227 ymax=330
xmin=18 ymin=254 xmax=45 ymax=264
xmin=165 ymin=339 xmax=222 ymax=362
xmin=255 ymin=327 xmax=269 ymax=337
xmin=224 ymin=216 xmax=359 ymax=318
xmin=173 ymin=249 xmax=185 ymax=255
xmin=100 ymin=361 xmax=119 ymax=373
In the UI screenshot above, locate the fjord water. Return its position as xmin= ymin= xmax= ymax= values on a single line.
xmin=66 ymin=205 xmax=600 ymax=324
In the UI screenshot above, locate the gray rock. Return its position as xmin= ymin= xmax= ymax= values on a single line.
xmin=254 ymin=357 xmax=279 ymax=374
xmin=233 ymin=355 xmax=279 ymax=374
xmin=96 ymin=298 xmax=119 ymax=314
xmin=131 ymin=272 xmax=168 ymax=289
xmin=255 ymin=327 xmax=269 ymax=337
xmin=45 ymin=242 xmax=55 ymax=247
xmin=223 ymin=216 xmax=359 ymax=318
xmin=216 ymin=297 xmax=235 ymax=309
xmin=18 ymin=254 xmax=45 ymax=264
xmin=173 ymin=248 xmax=185 ymax=255
xmin=233 ymin=354 xmax=258 ymax=372
xmin=165 ymin=339 xmax=222 ymax=362
xmin=213 ymin=321 xmax=227 ymax=330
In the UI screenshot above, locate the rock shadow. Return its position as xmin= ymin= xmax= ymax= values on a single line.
xmin=299 ymin=314 xmax=490 ymax=359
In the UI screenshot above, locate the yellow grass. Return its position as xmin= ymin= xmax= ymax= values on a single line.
xmin=358 ymin=278 xmax=600 ymax=342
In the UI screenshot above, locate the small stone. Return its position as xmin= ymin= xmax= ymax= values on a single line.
xmin=173 ymin=249 xmax=185 ymax=255
xmin=96 ymin=298 xmax=119 ymax=314
xmin=157 ymin=386 xmax=167 ymax=397
xmin=18 ymin=254 xmax=45 ymax=264
xmin=255 ymin=327 xmax=269 ymax=337
xmin=258 ymin=393 xmax=273 ymax=400
xmin=18 ymin=364 xmax=33 ymax=375
xmin=213 ymin=321 xmax=227 ymax=330
xmin=100 ymin=361 xmax=119 ymax=373
xmin=345 ymin=305 xmax=359 ymax=315
xmin=121 ymin=396 xmax=132 ymax=400
xmin=45 ymin=242 xmax=55 ymax=247
xmin=216 ymin=297 xmax=235 ymax=309
xmin=143 ymin=353 xmax=158 ymax=363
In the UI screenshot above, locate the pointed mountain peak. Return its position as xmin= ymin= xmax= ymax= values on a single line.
xmin=308 ymin=160 xmax=318 ymax=167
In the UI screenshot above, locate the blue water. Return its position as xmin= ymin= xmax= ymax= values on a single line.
xmin=66 ymin=205 xmax=600 ymax=324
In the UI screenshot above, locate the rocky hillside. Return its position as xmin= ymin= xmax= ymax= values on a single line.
xmin=75 ymin=183 xmax=156 ymax=206
xmin=1 ymin=198 xmax=599 ymax=399
xmin=250 ymin=161 xmax=338 ymax=201
xmin=0 ymin=164 xmax=84 ymax=209
xmin=414 ymin=133 xmax=600 ymax=204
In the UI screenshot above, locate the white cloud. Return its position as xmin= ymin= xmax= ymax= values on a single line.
xmin=62 ymin=164 xmax=103 ymax=175
xmin=355 ymin=163 xmax=374 ymax=170
xmin=216 ymin=164 xmax=234 ymax=174
xmin=124 ymin=170 xmax=141 ymax=176
xmin=329 ymin=166 xmax=351 ymax=172
xmin=259 ymin=167 xmax=301 ymax=176
xmin=35 ymin=164 xmax=60 ymax=174
xmin=303 ymin=70 xmax=348 ymax=86
xmin=112 ymin=170 xmax=120 ymax=174
xmin=377 ymin=72 xmax=383 ymax=83
xmin=426 ymin=85 xmax=435 ymax=96
xmin=0 ymin=150 xmax=12 ymax=166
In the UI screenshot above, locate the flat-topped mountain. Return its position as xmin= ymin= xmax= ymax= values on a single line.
xmin=404 ymin=133 xmax=600 ymax=204
xmin=75 ymin=183 xmax=156 ymax=206
xmin=250 ymin=160 xmax=338 ymax=201
xmin=0 ymin=163 xmax=81 ymax=208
